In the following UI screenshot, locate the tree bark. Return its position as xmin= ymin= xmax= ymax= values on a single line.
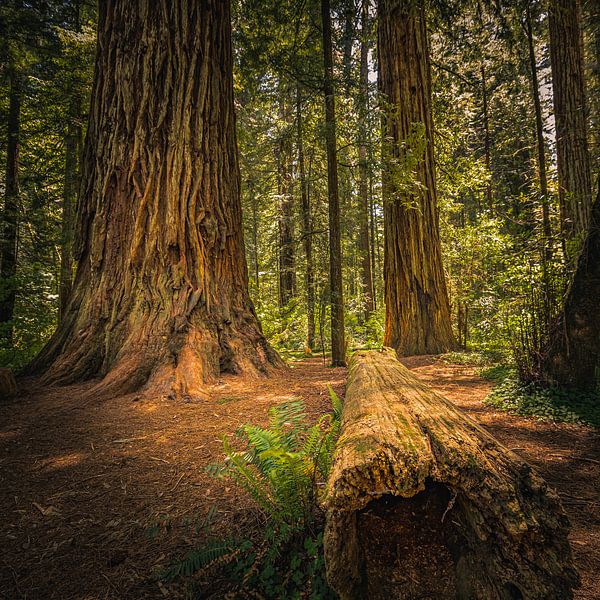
xmin=357 ymin=0 xmax=374 ymax=321
xmin=324 ymin=349 xmax=579 ymax=600
xmin=549 ymin=0 xmax=593 ymax=254
xmin=28 ymin=0 xmax=281 ymax=398
xmin=480 ymin=65 xmax=493 ymax=212
xmin=59 ymin=93 xmax=82 ymax=323
xmin=378 ymin=0 xmax=456 ymax=355
xmin=276 ymin=91 xmax=296 ymax=308
xmin=539 ymin=180 xmax=600 ymax=389
xmin=525 ymin=2 xmax=553 ymax=263
xmin=322 ymin=0 xmax=346 ymax=366
xmin=59 ymin=2 xmax=84 ymax=323
xmin=0 ymin=67 xmax=22 ymax=345
xmin=296 ymin=85 xmax=315 ymax=350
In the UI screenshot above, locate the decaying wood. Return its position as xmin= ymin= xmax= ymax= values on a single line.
xmin=324 ymin=349 xmax=579 ymax=600
xmin=0 ymin=368 xmax=18 ymax=398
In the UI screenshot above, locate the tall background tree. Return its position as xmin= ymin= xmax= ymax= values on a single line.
xmin=379 ymin=0 xmax=456 ymax=355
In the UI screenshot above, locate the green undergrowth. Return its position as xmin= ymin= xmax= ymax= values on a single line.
xmin=483 ymin=370 xmax=600 ymax=428
xmin=161 ymin=390 xmax=342 ymax=599
xmin=440 ymin=347 xmax=509 ymax=367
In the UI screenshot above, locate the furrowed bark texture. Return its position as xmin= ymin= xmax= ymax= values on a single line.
xmin=378 ymin=1 xmax=456 ymax=355
xmin=324 ymin=349 xmax=579 ymax=600
xmin=540 ymin=181 xmax=600 ymax=389
xmin=549 ymin=0 xmax=592 ymax=248
xmin=29 ymin=0 xmax=281 ymax=398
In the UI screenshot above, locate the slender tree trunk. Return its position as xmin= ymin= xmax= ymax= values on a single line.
xmin=480 ymin=64 xmax=493 ymax=212
xmin=0 ymin=67 xmax=22 ymax=344
xmin=29 ymin=0 xmax=281 ymax=398
xmin=59 ymin=2 xmax=83 ymax=323
xmin=548 ymin=0 xmax=593 ymax=255
xmin=358 ymin=0 xmax=374 ymax=321
xmin=297 ymin=85 xmax=315 ymax=350
xmin=276 ymin=92 xmax=296 ymax=308
xmin=322 ymin=0 xmax=346 ymax=366
xmin=379 ymin=0 xmax=456 ymax=355
xmin=540 ymin=179 xmax=600 ymax=389
xmin=250 ymin=181 xmax=260 ymax=292
xmin=525 ymin=3 xmax=553 ymax=261
xmin=342 ymin=0 xmax=354 ymax=93
xmin=59 ymin=95 xmax=82 ymax=322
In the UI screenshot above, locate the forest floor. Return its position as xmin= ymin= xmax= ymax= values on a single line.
xmin=0 ymin=355 xmax=598 ymax=600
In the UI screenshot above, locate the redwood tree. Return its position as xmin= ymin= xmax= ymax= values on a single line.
xmin=548 ymin=0 xmax=592 ymax=253
xmin=29 ymin=0 xmax=280 ymax=398
xmin=379 ymin=0 xmax=456 ymax=355
xmin=539 ymin=180 xmax=600 ymax=390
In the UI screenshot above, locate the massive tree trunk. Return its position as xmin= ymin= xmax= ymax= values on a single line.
xmin=358 ymin=0 xmax=374 ymax=322
xmin=549 ymin=0 xmax=593 ymax=255
xmin=322 ymin=0 xmax=346 ymax=367
xmin=28 ymin=0 xmax=281 ymax=399
xmin=0 ymin=67 xmax=22 ymax=345
xmin=324 ymin=349 xmax=579 ymax=600
xmin=539 ymin=180 xmax=600 ymax=390
xmin=296 ymin=85 xmax=315 ymax=350
xmin=378 ymin=0 xmax=456 ymax=355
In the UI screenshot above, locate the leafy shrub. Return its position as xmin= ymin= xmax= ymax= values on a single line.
xmin=485 ymin=374 xmax=600 ymax=428
xmin=163 ymin=389 xmax=343 ymax=599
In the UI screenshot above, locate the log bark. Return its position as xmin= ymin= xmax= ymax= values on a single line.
xmin=378 ymin=1 xmax=456 ymax=355
xmin=28 ymin=0 xmax=281 ymax=399
xmin=324 ymin=349 xmax=579 ymax=600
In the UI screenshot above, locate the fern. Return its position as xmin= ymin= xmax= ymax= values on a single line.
xmin=166 ymin=390 xmax=343 ymax=598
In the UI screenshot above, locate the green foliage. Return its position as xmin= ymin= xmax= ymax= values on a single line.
xmin=485 ymin=373 xmax=600 ymax=428
xmin=441 ymin=348 xmax=509 ymax=367
xmin=164 ymin=389 xmax=342 ymax=599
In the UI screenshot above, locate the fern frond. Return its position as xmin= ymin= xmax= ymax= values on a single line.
xmin=328 ymin=385 xmax=343 ymax=421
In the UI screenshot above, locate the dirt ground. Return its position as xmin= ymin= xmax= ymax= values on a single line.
xmin=1 ymin=355 xmax=598 ymax=599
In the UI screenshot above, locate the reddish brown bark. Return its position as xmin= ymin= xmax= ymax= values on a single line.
xmin=378 ymin=0 xmax=456 ymax=355
xmin=549 ymin=0 xmax=593 ymax=252
xmin=540 ymin=181 xmax=600 ymax=390
xmin=29 ymin=0 xmax=281 ymax=399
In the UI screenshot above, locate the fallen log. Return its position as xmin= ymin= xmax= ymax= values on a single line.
xmin=324 ymin=349 xmax=579 ymax=600
xmin=0 ymin=368 xmax=18 ymax=399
